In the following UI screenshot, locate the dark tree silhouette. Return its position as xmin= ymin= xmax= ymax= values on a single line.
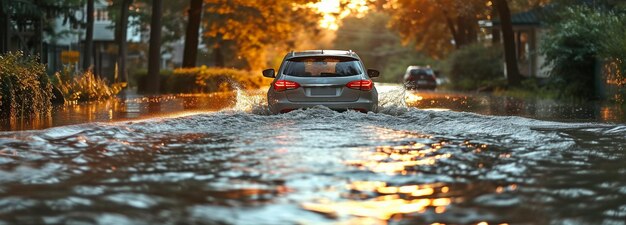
xmin=116 ymin=0 xmax=132 ymax=83
xmin=83 ymin=0 xmax=94 ymax=71
xmin=147 ymin=0 xmax=163 ymax=94
xmin=494 ymin=0 xmax=521 ymax=87
xmin=182 ymin=0 xmax=203 ymax=68
xmin=0 ymin=2 xmax=9 ymax=53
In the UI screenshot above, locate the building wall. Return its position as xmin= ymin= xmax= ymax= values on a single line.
xmin=535 ymin=29 xmax=551 ymax=78
xmin=43 ymin=2 xmax=135 ymax=79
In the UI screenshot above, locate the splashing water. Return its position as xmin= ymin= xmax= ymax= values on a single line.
xmin=231 ymin=88 xmax=270 ymax=115
xmin=230 ymin=83 xmax=411 ymax=115
xmin=377 ymin=85 xmax=410 ymax=115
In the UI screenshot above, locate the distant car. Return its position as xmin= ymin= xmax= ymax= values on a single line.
xmin=262 ymin=50 xmax=379 ymax=114
xmin=403 ymin=66 xmax=437 ymax=90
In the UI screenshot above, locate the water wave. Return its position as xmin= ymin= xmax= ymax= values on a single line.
xmin=0 ymin=86 xmax=624 ymax=225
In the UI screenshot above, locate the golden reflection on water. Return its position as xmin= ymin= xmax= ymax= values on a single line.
xmin=300 ymin=126 xmax=515 ymax=224
xmin=345 ymin=143 xmax=451 ymax=174
xmin=600 ymin=105 xmax=624 ymax=122
xmin=404 ymin=91 xmax=469 ymax=111
xmin=302 ymin=127 xmax=456 ymax=223
xmin=302 ymin=194 xmax=451 ymax=220
xmin=1 ymin=92 xmax=237 ymax=131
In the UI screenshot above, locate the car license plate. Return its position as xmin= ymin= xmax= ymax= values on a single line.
xmin=417 ymin=80 xmax=429 ymax=85
xmin=310 ymin=87 xmax=336 ymax=96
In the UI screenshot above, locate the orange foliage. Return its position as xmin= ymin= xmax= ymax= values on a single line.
xmin=202 ymin=0 xmax=321 ymax=71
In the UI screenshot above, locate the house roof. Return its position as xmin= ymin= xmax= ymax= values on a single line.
xmin=510 ymin=9 xmax=543 ymax=25
xmin=492 ymin=5 xmax=554 ymax=27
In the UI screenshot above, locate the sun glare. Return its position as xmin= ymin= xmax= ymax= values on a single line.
xmin=309 ymin=0 xmax=370 ymax=30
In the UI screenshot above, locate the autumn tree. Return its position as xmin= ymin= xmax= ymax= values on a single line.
xmin=202 ymin=0 xmax=320 ymax=71
xmin=334 ymin=12 xmax=433 ymax=82
xmin=386 ymin=0 xmax=489 ymax=58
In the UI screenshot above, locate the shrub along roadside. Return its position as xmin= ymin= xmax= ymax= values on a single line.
xmin=136 ymin=66 xmax=269 ymax=94
xmin=541 ymin=6 xmax=626 ymax=100
xmin=1 ymin=51 xmax=126 ymax=120
xmin=0 ymin=52 xmax=53 ymax=119
xmin=445 ymin=43 xmax=505 ymax=91
xmin=53 ymin=65 xmax=125 ymax=103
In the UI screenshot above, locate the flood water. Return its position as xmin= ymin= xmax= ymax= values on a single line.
xmin=0 ymin=84 xmax=625 ymax=225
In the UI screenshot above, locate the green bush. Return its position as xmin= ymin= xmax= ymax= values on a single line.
xmin=135 ymin=66 xmax=269 ymax=94
xmin=52 ymin=66 xmax=125 ymax=102
xmin=541 ymin=6 xmax=626 ymax=100
xmin=134 ymin=69 xmax=171 ymax=93
xmin=446 ymin=44 xmax=505 ymax=91
xmin=0 ymin=52 xmax=53 ymax=119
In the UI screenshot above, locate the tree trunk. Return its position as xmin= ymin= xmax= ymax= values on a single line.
xmin=94 ymin=42 xmax=101 ymax=76
xmin=466 ymin=16 xmax=478 ymax=44
xmin=441 ymin=9 xmax=461 ymax=49
xmin=454 ymin=16 xmax=476 ymax=48
xmin=491 ymin=4 xmax=501 ymax=44
xmin=1 ymin=3 xmax=10 ymax=54
xmin=182 ymin=0 xmax=203 ymax=68
xmin=147 ymin=0 xmax=163 ymax=94
xmin=117 ymin=0 xmax=131 ymax=83
xmin=455 ymin=15 xmax=477 ymax=48
xmin=35 ymin=17 xmax=43 ymax=61
xmin=83 ymin=0 xmax=94 ymax=71
xmin=494 ymin=0 xmax=521 ymax=87
xmin=213 ymin=45 xmax=224 ymax=67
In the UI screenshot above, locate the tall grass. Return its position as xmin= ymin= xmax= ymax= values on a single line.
xmin=53 ymin=65 xmax=125 ymax=103
xmin=0 ymin=52 xmax=53 ymax=119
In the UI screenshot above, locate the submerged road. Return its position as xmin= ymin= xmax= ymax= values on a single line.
xmin=0 ymin=84 xmax=625 ymax=224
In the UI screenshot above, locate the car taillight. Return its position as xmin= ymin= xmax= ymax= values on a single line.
xmin=346 ymin=80 xmax=373 ymax=91
xmin=273 ymin=80 xmax=300 ymax=92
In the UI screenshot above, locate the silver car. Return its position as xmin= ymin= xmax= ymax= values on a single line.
xmin=262 ymin=50 xmax=379 ymax=114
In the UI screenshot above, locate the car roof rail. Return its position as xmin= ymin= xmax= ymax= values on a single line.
xmin=290 ymin=50 xmax=295 ymax=57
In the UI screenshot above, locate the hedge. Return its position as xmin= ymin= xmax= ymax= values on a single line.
xmin=136 ymin=66 xmax=269 ymax=94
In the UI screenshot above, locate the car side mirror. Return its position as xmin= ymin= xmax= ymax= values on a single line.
xmin=367 ymin=69 xmax=380 ymax=78
xmin=262 ymin=69 xmax=275 ymax=78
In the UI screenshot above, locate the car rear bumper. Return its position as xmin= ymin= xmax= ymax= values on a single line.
xmin=269 ymin=98 xmax=377 ymax=114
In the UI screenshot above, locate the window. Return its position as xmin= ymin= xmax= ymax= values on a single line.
xmin=410 ymin=69 xmax=433 ymax=76
xmin=95 ymin=9 xmax=109 ymax=21
xmin=283 ymin=56 xmax=363 ymax=77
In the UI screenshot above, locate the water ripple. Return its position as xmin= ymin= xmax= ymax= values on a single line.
xmin=0 ymin=88 xmax=624 ymax=225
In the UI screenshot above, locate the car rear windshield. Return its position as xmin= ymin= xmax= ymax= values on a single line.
xmin=410 ymin=69 xmax=434 ymax=76
xmin=283 ymin=56 xmax=363 ymax=77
